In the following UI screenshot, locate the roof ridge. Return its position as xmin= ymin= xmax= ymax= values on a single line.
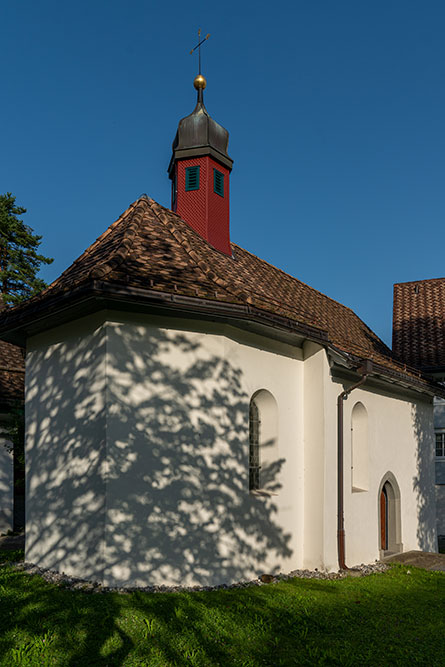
xmin=148 ymin=200 xmax=391 ymax=353
xmin=394 ymin=276 xmax=445 ymax=287
xmin=232 ymin=242 xmax=392 ymax=352
xmin=146 ymin=198 xmax=252 ymax=303
xmin=0 ymin=196 xmax=434 ymax=390
xmin=49 ymin=199 xmax=141 ymax=288
xmin=88 ymin=198 xmax=147 ymax=280
xmin=232 ymin=242 xmax=364 ymax=318
xmin=146 ymin=200 xmax=328 ymax=324
xmin=148 ymin=201 xmax=332 ymax=333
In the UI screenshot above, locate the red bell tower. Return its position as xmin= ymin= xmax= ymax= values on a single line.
xmin=168 ymin=74 xmax=233 ymax=256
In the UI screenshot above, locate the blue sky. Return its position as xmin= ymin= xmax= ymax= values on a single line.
xmin=2 ymin=1 xmax=444 ymax=345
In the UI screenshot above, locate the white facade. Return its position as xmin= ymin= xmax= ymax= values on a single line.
xmin=25 ymin=311 xmax=437 ymax=586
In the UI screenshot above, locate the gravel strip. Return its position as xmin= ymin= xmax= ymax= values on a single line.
xmin=3 ymin=560 xmax=389 ymax=594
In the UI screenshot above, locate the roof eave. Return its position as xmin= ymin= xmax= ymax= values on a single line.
xmin=0 ymin=280 xmax=330 ymax=348
xmin=327 ymin=346 xmax=444 ymax=399
xmin=168 ymin=146 xmax=233 ymax=177
xmin=1 ymin=281 xmax=440 ymax=398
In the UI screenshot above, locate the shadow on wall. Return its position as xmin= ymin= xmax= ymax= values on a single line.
xmin=25 ymin=323 xmax=291 ymax=586
xmin=411 ymin=403 xmax=437 ymax=552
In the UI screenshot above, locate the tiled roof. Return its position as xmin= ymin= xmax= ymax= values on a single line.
xmin=0 ymin=297 xmax=25 ymax=409
xmin=0 ymin=196 xmax=437 ymax=393
xmin=393 ymin=278 xmax=445 ymax=370
xmin=0 ymin=339 xmax=24 ymax=410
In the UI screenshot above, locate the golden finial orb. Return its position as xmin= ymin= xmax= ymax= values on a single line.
xmin=194 ymin=74 xmax=207 ymax=90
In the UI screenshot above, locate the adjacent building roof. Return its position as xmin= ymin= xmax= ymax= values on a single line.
xmin=0 ymin=196 xmax=440 ymax=396
xmin=0 ymin=339 xmax=24 ymax=412
xmin=0 ymin=297 xmax=25 ymax=412
xmin=393 ymin=277 xmax=445 ymax=372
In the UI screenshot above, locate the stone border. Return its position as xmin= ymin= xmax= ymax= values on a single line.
xmin=3 ymin=560 xmax=389 ymax=594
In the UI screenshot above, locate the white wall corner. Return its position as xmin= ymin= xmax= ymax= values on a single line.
xmin=303 ymin=341 xmax=327 ymax=570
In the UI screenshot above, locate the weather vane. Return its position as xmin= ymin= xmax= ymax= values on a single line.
xmin=190 ymin=29 xmax=210 ymax=76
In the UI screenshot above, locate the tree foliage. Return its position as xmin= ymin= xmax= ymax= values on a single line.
xmin=0 ymin=192 xmax=53 ymax=305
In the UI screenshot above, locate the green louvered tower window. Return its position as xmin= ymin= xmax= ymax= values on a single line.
xmin=213 ymin=169 xmax=224 ymax=197
xmin=185 ymin=166 xmax=200 ymax=191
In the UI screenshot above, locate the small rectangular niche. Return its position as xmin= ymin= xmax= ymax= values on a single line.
xmin=351 ymin=402 xmax=369 ymax=493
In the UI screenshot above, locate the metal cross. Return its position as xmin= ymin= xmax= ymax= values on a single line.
xmin=190 ymin=29 xmax=210 ymax=75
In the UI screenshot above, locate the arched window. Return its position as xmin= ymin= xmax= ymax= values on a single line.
xmin=351 ymin=402 xmax=368 ymax=492
xmin=248 ymin=390 xmax=278 ymax=492
xmin=249 ymin=400 xmax=260 ymax=490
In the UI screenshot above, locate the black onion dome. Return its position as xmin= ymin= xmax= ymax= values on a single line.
xmin=168 ymin=89 xmax=233 ymax=177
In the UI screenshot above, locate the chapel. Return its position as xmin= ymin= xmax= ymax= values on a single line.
xmin=0 ymin=73 xmax=441 ymax=587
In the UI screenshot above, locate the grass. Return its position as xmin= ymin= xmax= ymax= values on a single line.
xmin=0 ymin=550 xmax=444 ymax=666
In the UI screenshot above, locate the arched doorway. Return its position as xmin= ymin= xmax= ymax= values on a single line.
xmin=378 ymin=473 xmax=402 ymax=557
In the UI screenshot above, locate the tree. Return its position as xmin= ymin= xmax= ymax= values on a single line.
xmin=0 ymin=192 xmax=53 ymax=305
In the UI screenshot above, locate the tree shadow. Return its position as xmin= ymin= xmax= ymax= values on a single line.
xmin=349 ymin=323 xmax=439 ymax=552
xmin=21 ymin=316 xmax=293 ymax=664
xmin=1 ymin=564 xmax=445 ymax=665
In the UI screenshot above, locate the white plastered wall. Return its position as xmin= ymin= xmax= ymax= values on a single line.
xmin=337 ymin=381 xmax=436 ymax=567
xmin=0 ymin=419 xmax=13 ymax=534
xmin=301 ymin=344 xmax=436 ymax=570
xmin=25 ymin=314 xmax=107 ymax=580
xmin=25 ymin=311 xmax=304 ymax=586
xmin=103 ymin=312 xmax=304 ymax=587
xmin=302 ymin=341 xmax=329 ymax=570
xmin=24 ymin=309 xmax=436 ymax=585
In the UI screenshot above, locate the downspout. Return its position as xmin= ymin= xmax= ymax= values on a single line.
xmin=337 ymin=360 xmax=372 ymax=570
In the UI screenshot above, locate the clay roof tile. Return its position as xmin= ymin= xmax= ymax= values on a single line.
xmin=393 ymin=277 xmax=445 ymax=369
xmin=0 ymin=196 xmax=436 ymax=390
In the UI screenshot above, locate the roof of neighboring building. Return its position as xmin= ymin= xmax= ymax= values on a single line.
xmin=393 ymin=277 xmax=445 ymax=371
xmin=0 ymin=196 xmax=440 ymax=396
xmin=0 ymin=339 xmax=24 ymax=411
xmin=0 ymin=297 xmax=25 ymax=410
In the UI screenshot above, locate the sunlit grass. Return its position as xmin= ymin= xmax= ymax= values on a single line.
xmin=0 ymin=550 xmax=444 ymax=666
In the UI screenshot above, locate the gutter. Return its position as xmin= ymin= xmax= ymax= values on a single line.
xmin=0 ymin=280 xmax=330 ymax=348
xmin=337 ymin=360 xmax=372 ymax=570
xmin=0 ymin=281 xmax=442 ymax=399
xmin=327 ymin=344 xmax=443 ymax=399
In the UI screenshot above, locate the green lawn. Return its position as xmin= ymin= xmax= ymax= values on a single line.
xmin=0 ymin=550 xmax=444 ymax=666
